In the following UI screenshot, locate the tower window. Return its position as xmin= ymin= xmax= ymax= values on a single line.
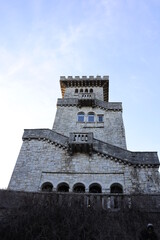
xmin=90 ymin=89 xmax=93 ymax=93
xmin=97 ymin=115 xmax=104 ymax=122
xmin=77 ymin=112 xmax=85 ymax=122
xmin=85 ymin=89 xmax=88 ymax=93
xmin=80 ymin=89 xmax=83 ymax=93
xmin=87 ymin=112 xmax=95 ymax=122
xmin=75 ymin=89 xmax=78 ymax=93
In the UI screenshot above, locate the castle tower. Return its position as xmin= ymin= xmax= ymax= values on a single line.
xmin=53 ymin=76 xmax=126 ymax=149
xmin=8 ymin=76 xmax=160 ymax=194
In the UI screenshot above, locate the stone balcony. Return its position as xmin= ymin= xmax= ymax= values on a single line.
xmin=78 ymin=93 xmax=95 ymax=107
xmin=68 ymin=132 xmax=93 ymax=155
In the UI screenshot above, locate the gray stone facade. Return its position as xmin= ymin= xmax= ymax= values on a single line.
xmin=8 ymin=76 xmax=160 ymax=194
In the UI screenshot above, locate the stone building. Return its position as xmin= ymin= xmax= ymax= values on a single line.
xmin=8 ymin=76 xmax=160 ymax=194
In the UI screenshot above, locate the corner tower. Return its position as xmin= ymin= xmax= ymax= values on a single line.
xmin=53 ymin=76 xmax=127 ymax=149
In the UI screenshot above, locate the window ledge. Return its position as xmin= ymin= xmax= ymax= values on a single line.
xmin=76 ymin=122 xmax=104 ymax=128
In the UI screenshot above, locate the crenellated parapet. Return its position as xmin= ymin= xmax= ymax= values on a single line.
xmin=60 ymin=75 xmax=109 ymax=80
xmin=60 ymin=75 xmax=109 ymax=102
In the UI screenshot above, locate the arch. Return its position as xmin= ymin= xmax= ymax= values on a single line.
xmin=75 ymin=88 xmax=78 ymax=93
xmin=89 ymin=183 xmax=102 ymax=193
xmin=77 ymin=112 xmax=85 ymax=122
xmin=73 ymin=183 xmax=85 ymax=193
xmin=85 ymin=89 xmax=88 ymax=93
xmin=41 ymin=182 xmax=53 ymax=192
xmin=87 ymin=112 xmax=95 ymax=122
xmin=110 ymin=183 xmax=123 ymax=193
xmin=57 ymin=182 xmax=69 ymax=192
xmin=90 ymin=88 xmax=93 ymax=93
xmin=80 ymin=88 xmax=83 ymax=93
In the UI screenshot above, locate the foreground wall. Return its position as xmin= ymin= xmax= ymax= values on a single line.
xmin=0 ymin=190 xmax=160 ymax=240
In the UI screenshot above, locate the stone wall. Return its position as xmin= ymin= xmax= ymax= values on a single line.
xmin=64 ymin=86 xmax=104 ymax=101
xmin=8 ymin=139 xmax=160 ymax=193
xmin=52 ymin=105 xmax=127 ymax=149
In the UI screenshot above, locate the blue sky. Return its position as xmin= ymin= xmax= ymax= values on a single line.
xmin=0 ymin=0 xmax=160 ymax=188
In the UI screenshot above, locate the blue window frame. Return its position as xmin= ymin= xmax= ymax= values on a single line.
xmin=98 ymin=115 xmax=104 ymax=122
xmin=88 ymin=113 xmax=95 ymax=122
xmin=77 ymin=112 xmax=85 ymax=122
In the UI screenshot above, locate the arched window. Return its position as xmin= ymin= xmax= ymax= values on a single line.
xmin=87 ymin=112 xmax=95 ymax=122
xmin=89 ymin=183 xmax=102 ymax=193
xmin=80 ymin=88 xmax=83 ymax=93
xmin=90 ymin=88 xmax=93 ymax=93
xmin=75 ymin=89 xmax=78 ymax=93
xmin=85 ymin=89 xmax=88 ymax=93
xmin=57 ymin=182 xmax=69 ymax=192
xmin=41 ymin=182 xmax=53 ymax=192
xmin=73 ymin=183 xmax=85 ymax=193
xmin=110 ymin=183 xmax=123 ymax=193
xmin=77 ymin=112 xmax=85 ymax=122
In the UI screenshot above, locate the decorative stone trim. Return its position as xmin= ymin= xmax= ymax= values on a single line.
xmin=57 ymin=98 xmax=122 ymax=111
xmin=22 ymin=129 xmax=159 ymax=167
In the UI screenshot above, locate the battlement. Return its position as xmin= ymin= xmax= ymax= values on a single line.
xmin=60 ymin=75 xmax=109 ymax=80
xmin=60 ymin=75 xmax=109 ymax=102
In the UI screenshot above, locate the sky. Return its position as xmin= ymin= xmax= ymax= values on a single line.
xmin=0 ymin=0 xmax=160 ymax=189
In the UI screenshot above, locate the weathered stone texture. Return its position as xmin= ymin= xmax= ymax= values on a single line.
xmin=64 ymin=87 xmax=104 ymax=101
xmin=8 ymin=75 xmax=160 ymax=194
xmin=52 ymin=105 xmax=127 ymax=149
xmin=8 ymin=139 xmax=160 ymax=193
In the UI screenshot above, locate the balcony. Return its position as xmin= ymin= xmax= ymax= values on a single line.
xmin=68 ymin=132 xmax=93 ymax=155
xmin=78 ymin=93 xmax=95 ymax=107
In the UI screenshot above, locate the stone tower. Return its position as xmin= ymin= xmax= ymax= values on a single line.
xmin=8 ymin=76 xmax=160 ymax=194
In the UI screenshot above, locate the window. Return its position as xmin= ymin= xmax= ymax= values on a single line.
xmin=41 ymin=182 xmax=53 ymax=192
xmin=85 ymin=89 xmax=88 ymax=93
xmin=90 ymin=88 xmax=93 ymax=93
xmin=77 ymin=112 xmax=85 ymax=122
xmin=73 ymin=183 xmax=85 ymax=193
xmin=80 ymin=88 xmax=83 ymax=93
xmin=89 ymin=183 xmax=102 ymax=193
xmin=97 ymin=115 xmax=104 ymax=122
xmin=88 ymin=112 xmax=95 ymax=122
xmin=110 ymin=183 xmax=123 ymax=193
xmin=57 ymin=182 xmax=69 ymax=192
xmin=75 ymin=89 xmax=78 ymax=93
